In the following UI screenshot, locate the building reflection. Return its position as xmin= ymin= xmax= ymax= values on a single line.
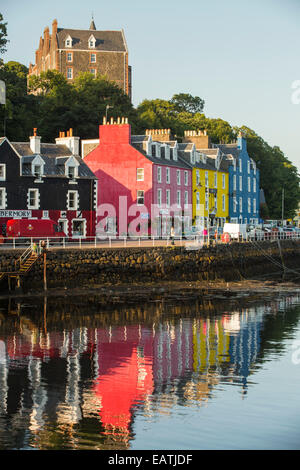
xmin=0 ymin=294 xmax=299 ymax=449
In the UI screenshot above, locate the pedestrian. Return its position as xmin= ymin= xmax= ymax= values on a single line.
xmin=170 ymin=226 xmax=175 ymax=245
xmin=32 ymin=242 xmax=38 ymax=255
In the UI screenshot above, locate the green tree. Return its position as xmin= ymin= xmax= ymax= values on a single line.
xmin=170 ymin=93 xmax=205 ymax=114
xmin=0 ymin=13 xmax=8 ymax=57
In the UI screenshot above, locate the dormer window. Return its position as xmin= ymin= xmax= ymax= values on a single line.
xmin=65 ymin=156 xmax=79 ymax=182
xmin=65 ymin=35 xmax=73 ymax=48
xmin=31 ymin=155 xmax=45 ymax=182
xmin=88 ymin=34 xmax=96 ymax=48
xmin=34 ymin=165 xmax=42 ymax=180
xmin=68 ymin=166 xmax=76 ymax=180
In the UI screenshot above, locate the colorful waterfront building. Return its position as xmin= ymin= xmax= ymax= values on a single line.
xmin=183 ymin=130 xmax=260 ymax=225
xmin=82 ymin=120 xmax=193 ymax=237
xmin=0 ymin=129 xmax=97 ymax=237
xmin=179 ymin=132 xmax=229 ymax=228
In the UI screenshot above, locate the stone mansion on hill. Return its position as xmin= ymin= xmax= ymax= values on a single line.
xmin=28 ymin=18 xmax=132 ymax=100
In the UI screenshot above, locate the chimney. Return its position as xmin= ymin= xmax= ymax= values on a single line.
xmin=145 ymin=128 xmax=172 ymax=142
xmin=30 ymin=129 xmax=41 ymax=154
xmin=99 ymin=117 xmax=131 ymax=144
xmin=55 ymin=129 xmax=80 ymax=156
xmin=183 ymin=129 xmax=211 ymax=149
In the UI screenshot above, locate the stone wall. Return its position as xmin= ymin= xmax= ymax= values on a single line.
xmin=0 ymin=240 xmax=299 ymax=292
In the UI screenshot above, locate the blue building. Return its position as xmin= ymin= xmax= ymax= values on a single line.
xmin=217 ymin=132 xmax=260 ymax=224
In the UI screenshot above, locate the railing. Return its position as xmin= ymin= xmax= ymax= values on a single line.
xmin=14 ymin=245 xmax=33 ymax=269
xmin=0 ymin=231 xmax=299 ymax=251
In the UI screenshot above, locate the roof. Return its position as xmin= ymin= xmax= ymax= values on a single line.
xmin=11 ymin=142 xmax=96 ymax=179
xmin=215 ymin=144 xmax=240 ymax=159
xmin=57 ymin=28 xmax=127 ymax=52
xmin=130 ymin=142 xmax=191 ymax=170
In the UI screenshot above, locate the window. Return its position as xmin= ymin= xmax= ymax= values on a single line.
xmin=239 ymin=159 xmax=242 ymax=172
xmin=0 ymin=164 xmax=6 ymax=181
xmin=239 ymin=175 xmax=242 ymax=190
xmin=253 ymin=178 xmax=256 ymax=193
xmin=0 ymin=188 xmax=6 ymax=209
xmin=65 ymin=36 xmax=72 ymax=48
xmin=90 ymin=53 xmax=96 ymax=63
xmin=173 ymin=149 xmax=178 ymax=161
xmin=233 ymin=174 xmax=236 ymax=191
xmin=233 ymin=197 xmax=237 ymax=213
xmin=239 ymin=197 xmax=243 ymax=213
xmin=88 ymin=35 xmax=96 ymax=48
xmin=152 ymin=145 xmax=156 ymax=158
xmin=166 ymin=189 xmax=170 ymax=207
xmin=67 ymin=67 xmax=73 ymax=80
xmin=58 ymin=219 xmax=68 ymax=236
xmin=137 ymin=190 xmax=144 ymax=206
xmin=157 ymin=166 xmax=162 ymax=183
xmin=67 ymin=52 xmax=73 ymax=62
xmin=184 ymin=191 xmax=188 ymax=207
xmin=33 ymin=164 xmax=42 ymax=180
xmin=233 ymin=160 xmax=236 ymax=171
xmin=196 ymin=192 xmax=200 ymax=210
xmin=222 ymin=194 xmax=225 ymax=212
xmin=67 ymin=190 xmax=78 ymax=210
xmin=177 ymin=170 xmax=181 ymax=185
xmin=205 ymin=171 xmax=208 ymax=187
xmin=90 ymin=68 xmax=96 ymax=77
xmin=166 ymin=167 xmax=170 ymax=184
xmin=248 ymin=176 xmax=251 ymax=192
xmin=205 ymin=191 xmax=209 ymax=211
xmin=196 ymin=170 xmax=200 ymax=186
xmin=184 ymin=171 xmax=188 ymax=186
xmin=161 ymin=147 xmax=165 ymax=159
xmin=222 ymin=174 xmax=225 ymax=189
xmin=137 ymin=168 xmax=144 ymax=181
xmin=28 ymin=189 xmax=39 ymax=209
xmin=253 ymin=198 xmax=256 ymax=213
xmin=157 ymin=189 xmax=162 ymax=207
xmin=177 ymin=190 xmax=181 ymax=207
xmin=170 ymin=148 xmax=173 ymax=159
xmin=247 ymin=161 xmax=250 ymax=174
xmin=248 ymin=198 xmax=251 ymax=213
xmin=214 ymin=172 xmax=217 ymax=188
xmin=72 ymin=219 xmax=86 ymax=237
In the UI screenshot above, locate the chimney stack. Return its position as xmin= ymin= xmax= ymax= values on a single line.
xmin=30 ymin=129 xmax=41 ymax=154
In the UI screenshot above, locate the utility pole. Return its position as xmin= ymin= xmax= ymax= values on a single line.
xmin=281 ymin=187 xmax=284 ymax=226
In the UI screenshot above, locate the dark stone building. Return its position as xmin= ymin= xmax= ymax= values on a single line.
xmin=28 ymin=18 xmax=132 ymax=100
xmin=0 ymin=129 xmax=97 ymax=238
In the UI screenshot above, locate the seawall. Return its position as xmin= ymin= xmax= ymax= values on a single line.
xmin=1 ymin=240 xmax=300 ymax=292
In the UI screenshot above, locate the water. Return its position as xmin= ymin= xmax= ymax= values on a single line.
xmin=0 ymin=291 xmax=299 ymax=450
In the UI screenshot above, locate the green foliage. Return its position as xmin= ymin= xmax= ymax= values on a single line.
xmin=0 ymin=13 xmax=8 ymax=56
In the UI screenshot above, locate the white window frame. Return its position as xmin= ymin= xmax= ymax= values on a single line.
xmin=222 ymin=174 xmax=225 ymax=189
xmin=157 ymin=166 xmax=162 ymax=183
xmin=0 ymin=164 xmax=6 ymax=181
xmin=248 ymin=197 xmax=251 ymax=213
xmin=196 ymin=192 xmax=200 ymax=210
xmin=233 ymin=196 xmax=237 ymax=213
xmin=248 ymin=176 xmax=251 ymax=192
xmin=157 ymin=189 xmax=162 ymax=207
xmin=58 ymin=219 xmax=68 ymax=236
xmin=177 ymin=169 xmax=181 ymax=186
xmin=67 ymin=52 xmax=73 ymax=62
xmin=239 ymin=175 xmax=243 ymax=191
xmin=166 ymin=189 xmax=170 ymax=207
xmin=214 ymin=172 xmax=217 ymax=188
xmin=239 ymin=159 xmax=242 ymax=172
xmin=222 ymin=194 xmax=225 ymax=212
xmin=253 ymin=198 xmax=257 ymax=213
xmin=239 ymin=197 xmax=243 ymax=213
xmin=67 ymin=67 xmax=73 ymax=80
xmin=177 ymin=190 xmax=181 ymax=208
xmin=184 ymin=171 xmax=188 ymax=186
xmin=0 ymin=187 xmax=7 ymax=209
xmin=247 ymin=161 xmax=250 ymax=174
xmin=67 ymin=190 xmax=79 ymax=210
xmin=196 ymin=170 xmax=200 ymax=186
xmin=184 ymin=190 xmax=188 ymax=207
xmin=233 ymin=174 xmax=236 ymax=191
xmin=137 ymin=168 xmax=144 ymax=181
xmin=137 ymin=190 xmax=144 ymax=206
xmin=166 ymin=167 xmax=170 ymax=184
xmin=90 ymin=53 xmax=96 ymax=63
xmin=27 ymin=188 xmax=40 ymax=210
xmin=253 ymin=178 xmax=256 ymax=193
xmin=205 ymin=171 xmax=208 ymax=187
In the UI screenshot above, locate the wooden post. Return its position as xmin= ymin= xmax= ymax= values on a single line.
xmin=43 ymin=251 xmax=47 ymax=291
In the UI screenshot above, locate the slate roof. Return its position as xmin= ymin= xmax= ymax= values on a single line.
xmin=57 ymin=28 xmax=127 ymax=52
xmin=131 ymin=141 xmax=191 ymax=170
xmin=11 ymin=142 xmax=96 ymax=179
xmin=216 ymin=144 xmax=240 ymax=159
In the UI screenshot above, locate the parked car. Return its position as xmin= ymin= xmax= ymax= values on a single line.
xmin=5 ymin=219 xmax=66 ymax=239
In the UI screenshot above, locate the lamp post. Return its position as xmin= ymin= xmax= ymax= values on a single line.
xmin=281 ymin=187 xmax=284 ymax=226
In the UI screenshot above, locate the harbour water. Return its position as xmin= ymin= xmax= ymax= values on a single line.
xmin=0 ymin=290 xmax=299 ymax=450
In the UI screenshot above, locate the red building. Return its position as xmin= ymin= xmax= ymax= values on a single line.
xmin=82 ymin=119 xmax=193 ymax=237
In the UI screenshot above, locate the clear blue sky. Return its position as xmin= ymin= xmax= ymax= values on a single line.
xmin=1 ymin=0 xmax=300 ymax=170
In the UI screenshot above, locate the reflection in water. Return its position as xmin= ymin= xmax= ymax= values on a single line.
xmin=0 ymin=293 xmax=299 ymax=449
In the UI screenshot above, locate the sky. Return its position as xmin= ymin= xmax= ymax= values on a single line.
xmin=1 ymin=0 xmax=300 ymax=170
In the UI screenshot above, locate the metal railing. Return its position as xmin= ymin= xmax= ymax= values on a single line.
xmin=0 ymin=231 xmax=299 ymax=250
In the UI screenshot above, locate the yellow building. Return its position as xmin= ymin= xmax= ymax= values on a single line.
xmin=181 ymin=131 xmax=229 ymax=228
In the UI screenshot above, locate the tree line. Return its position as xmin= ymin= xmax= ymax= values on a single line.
xmin=0 ymin=14 xmax=299 ymax=219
